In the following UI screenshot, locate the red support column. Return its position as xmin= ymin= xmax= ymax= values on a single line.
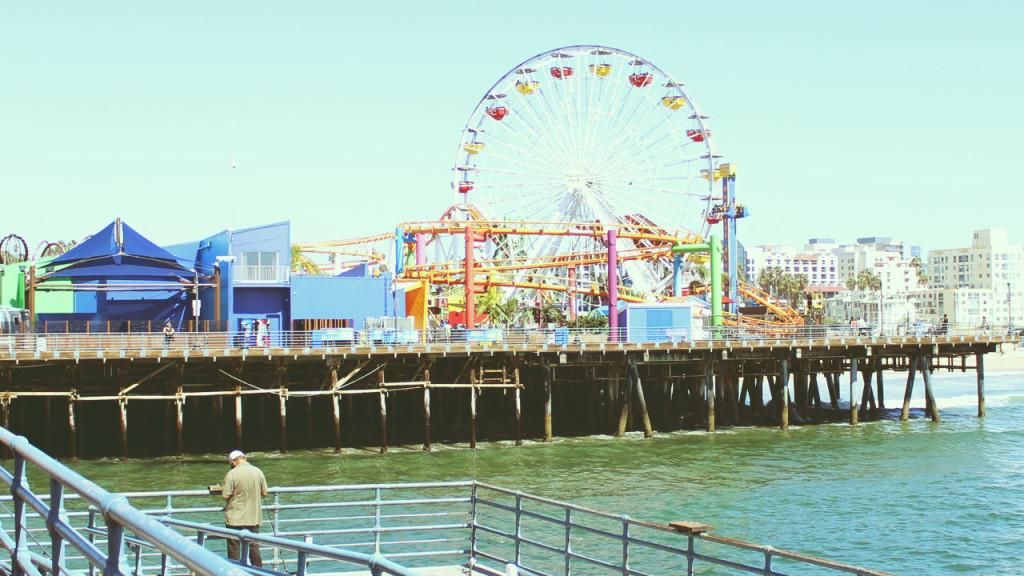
xmin=607 ymin=230 xmax=619 ymax=340
xmin=465 ymin=227 xmax=477 ymax=329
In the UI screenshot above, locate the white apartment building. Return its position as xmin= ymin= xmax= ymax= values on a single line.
xmin=745 ymin=239 xmax=841 ymax=288
xmin=746 ymin=237 xmax=922 ymax=295
xmin=833 ymin=237 xmax=922 ymax=296
xmin=920 ymin=229 xmax=1024 ymax=326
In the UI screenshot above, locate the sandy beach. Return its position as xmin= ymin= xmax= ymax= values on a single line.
xmin=980 ymin=344 xmax=1024 ymax=372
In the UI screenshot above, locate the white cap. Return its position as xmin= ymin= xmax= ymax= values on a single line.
xmin=228 ymin=450 xmax=245 ymax=462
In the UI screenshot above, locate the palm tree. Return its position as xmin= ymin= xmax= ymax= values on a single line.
xmin=290 ymin=246 xmax=321 ymax=274
xmin=756 ymin=266 xmax=785 ymax=298
xmin=855 ymin=269 xmax=881 ymax=292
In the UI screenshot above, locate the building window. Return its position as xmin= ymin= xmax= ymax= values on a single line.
xmin=239 ymin=251 xmax=287 ymax=282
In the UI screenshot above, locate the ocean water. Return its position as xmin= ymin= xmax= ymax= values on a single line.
xmin=58 ymin=365 xmax=1024 ymax=575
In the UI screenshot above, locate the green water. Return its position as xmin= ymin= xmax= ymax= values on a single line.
xmin=54 ymin=369 xmax=1024 ymax=574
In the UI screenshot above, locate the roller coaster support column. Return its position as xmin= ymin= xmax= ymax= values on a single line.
xmin=607 ymin=229 xmax=619 ymax=340
xmin=464 ymin=227 xmax=485 ymax=329
xmin=415 ymin=234 xmax=426 ymax=266
xmin=669 ymin=237 xmax=723 ymax=327
xmin=718 ymin=164 xmax=745 ymax=315
xmin=568 ymin=267 xmax=577 ymax=322
xmin=672 ymin=251 xmax=683 ymax=298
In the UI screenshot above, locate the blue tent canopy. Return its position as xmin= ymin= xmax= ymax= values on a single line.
xmin=40 ymin=220 xmax=193 ymax=281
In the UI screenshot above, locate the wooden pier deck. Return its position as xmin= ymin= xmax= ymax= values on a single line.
xmin=0 ymin=331 xmax=1015 ymax=459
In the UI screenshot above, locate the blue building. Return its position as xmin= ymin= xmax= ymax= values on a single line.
xmin=25 ymin=219 xmax=404 ymax=337
xmin=170 ymin=221 xmax=404 ymax=339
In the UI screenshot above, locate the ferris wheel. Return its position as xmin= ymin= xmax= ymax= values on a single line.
xmin=450 ymin=45 xmax=720 ymax=300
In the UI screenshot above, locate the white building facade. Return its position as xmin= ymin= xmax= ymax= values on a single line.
xmin=922 ymin=229 xmax=1024 ymax=327
xmin=745 ymin=239 xmax=841 ymax=289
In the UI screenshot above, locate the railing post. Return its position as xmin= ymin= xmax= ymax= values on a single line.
xmin=514 ymin=492 xmax=523 ymax=568
xmin=621 ymin=517 xmax=629 ymax=576
xmin=374 ymin=487 xmax=383 ymax=555
xmin=564 ymin=508 xmax=572 ymax=575
xmin=12 ymin=454 xmax=28 ymax=576
xmin=470 ymin=483 xmax=479 ymax=567
xmin=104 ymin=519 xmax=128 ymax=576
xmin=48 ymin=479 xmax=68 ymax=576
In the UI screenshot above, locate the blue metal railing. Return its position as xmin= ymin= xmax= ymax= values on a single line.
xmin=0 ymin=429 xmax=425 ymax=576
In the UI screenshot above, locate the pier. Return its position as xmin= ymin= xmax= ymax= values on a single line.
xmin=0 ymin=325 xmax=1012 ymax=459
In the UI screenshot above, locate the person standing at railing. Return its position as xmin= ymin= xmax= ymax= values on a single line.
xmin=219 ymin=450 xmax=268 ymax=566
xmin=162 ymin=320 xmax=175 ymax=351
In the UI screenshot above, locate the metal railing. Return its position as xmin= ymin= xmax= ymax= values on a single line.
xmin=234 ymin=265 xmax=290 ymax=284
xmin=0 ymin=322 xmax=1015 ymax=356
xmin=0 ymin=427 xmax=250 ymax=576
xmin=0 ymin=453 xmax=898 ymax=576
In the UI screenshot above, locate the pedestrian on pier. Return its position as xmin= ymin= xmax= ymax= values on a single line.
xmin=221 ymin=450 xmax=268 ymax=566
xmin=162 ymin=320 xmax=175 ymax=351
xmin=940 ymin=314 xmax=949 ymax=335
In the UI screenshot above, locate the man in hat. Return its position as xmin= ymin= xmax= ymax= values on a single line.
xmin=221 ymin=450 xmax=268 ymax=566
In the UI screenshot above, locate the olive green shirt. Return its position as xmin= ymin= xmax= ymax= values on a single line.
xmin=222 ymin=461 xmax=268 ymax=527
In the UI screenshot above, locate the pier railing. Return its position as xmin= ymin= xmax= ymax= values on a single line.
xmin=1 ymin=322 xmax=1015 ymax=356
xmin=0 ymin=447 xmax=898 ymax=576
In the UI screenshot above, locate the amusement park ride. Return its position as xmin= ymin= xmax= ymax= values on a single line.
xmin=295 ymin=45 xmax=802 ymax=328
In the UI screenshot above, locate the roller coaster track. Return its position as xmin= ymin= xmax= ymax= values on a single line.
xmin=291 ymin=213 xmax=802 ymax=324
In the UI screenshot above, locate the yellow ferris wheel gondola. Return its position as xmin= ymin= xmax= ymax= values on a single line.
xmin=661 ymin=96 xmax=686 ymax=110
xmin=516 ymin=80 xmax=540 ymax=95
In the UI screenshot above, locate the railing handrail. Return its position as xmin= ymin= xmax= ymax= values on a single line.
xmin=0 ymin=427 xmax=249 ymax=576
xmin=1 ymin=322 xmax=1015 ymax=357
xmin=0 ymin=429 xmax=426 ymax=576
xmin=0 ymin=458 xmax=899 ymax=576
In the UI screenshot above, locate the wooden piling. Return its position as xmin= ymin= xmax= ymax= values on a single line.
xmin=875 ymin=361 xmax=885 ymax=409
xmin=725 ymin=372 xmax=740 ymax=425
xmin=330 ymin=368 xmax=342 ymax=453
xmin=333 ymin=391 xmax=342 ymax=453
xmin=176 ymin=387 xmax=184 ymax=460
xmin=212 ymin=396 xmax=223 ymax=453
xmin=470 ymin=384 xmax=478 ymax=450
xmin=378 ymin=371 xmax=388 ymax=453
xmin=278 ymin=388 xmax=288 ymax=454
xmin=514 ymin=368 xmax=522 ymax=446
xmin=976 ymin=352 xmax=986 ymax=418
xmin=859 ymin=367 xmax=876 ymax=414
xmin=42 ymin=398 xmax=51 ymax=452
xmin=543 ymin=361 xmax=553 ymax=442
xmin=1 ymin=399 xmax=9 ymax=460
xmin=706 ymin=357 xmax=716 ymax=433
xmin=118 ymin=397 xmax=128 ymax=460
xmin=900 ymin=355 xmax=917 ymax=421
xmin=826 ymin=372 xmax=839 ymax=409
xmin=630 ymin=361 xmax=653 ymax=438
xmin=423 ymin=384 xmax=432 ymax=451
xmin=849 ymin=358 xmax=858 ymax=425
xmin=779 ymin=359 xmax=789 ymax=430
xmin=235 ymin=386 xmax=243 ymax=449
xmin=920 ymin=356 xmax=941 ymax=422
xmin=68 ymin=390 xmax=77 ymax=460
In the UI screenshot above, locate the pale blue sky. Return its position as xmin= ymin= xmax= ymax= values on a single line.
xmin=2 ymin=1 xmax=1021 ymax=254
